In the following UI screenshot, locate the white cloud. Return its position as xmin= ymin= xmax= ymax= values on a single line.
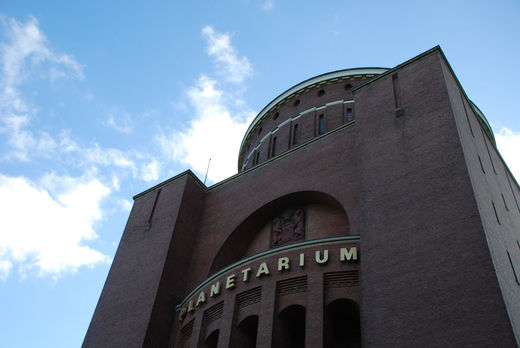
xmin=0 ymin=15 xmax=165 ymax=282
xmin=103 ymin=109 xmax=133 ymax=133
xmin=0 ymin=16 xmax=83 ymax=84
xmin=495 ymin=127 xmax=520 ymax=181
xmin=157 ymin=75 xmax=254 ymax=183
xmin=141 ymin=158 xmax=160 ymax=182
xmin=0 ymin=113 xmax=57 ymax=161
xmin=56 ymin=133 xmax=142 ymax=178
xmin=117 ymin=199 xmax=133 ymax=212
xmin=202 ymin=26 xmax=253 ymax=84
xmin=0 ymin=15 xmax=83 ymax=161
xmin=157 ymin=25 xmax=256 ymax=184
xmin=82 ymin=144 xmax=137 ymax=173
xmin=49 ymin=53 xmax=84 ymax=81
xmin=0 ymin=173 xmax=111 ymax=280
xmin=58 ymin=130 xmax=80 ymax=153
xmin=0 ymin=260 xmax=12 ymax=281
xmin=111 ymin=175 xmax=120 ymax=191
xmin=262 ymin=0 xmax=274 ymax=10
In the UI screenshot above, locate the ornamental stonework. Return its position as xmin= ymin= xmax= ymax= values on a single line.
xmin=271 ymin=207 xmax=305 ymax=247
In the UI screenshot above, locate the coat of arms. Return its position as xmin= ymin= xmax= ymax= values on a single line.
xmin=271 ymin=207 xmax=305 ymax=247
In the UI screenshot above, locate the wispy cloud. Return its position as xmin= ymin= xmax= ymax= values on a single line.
xmin=0 ymin=15 xmax=83 ymax=86
xmin=262 ymin=0 xmax=274 ymax=11
xmin=0 ymin=113 xmax=57 ymax=161
xmin=56 ymin=133 xmax=138 ymax=175
xmin=202 ymin=26 xmax=253 ymax=84
xmin=117 ymin=199 xmax=133 ymax=212
xmin=495 ymin=127 xmax=520 ymax=181
xmin=103 ymin=109 xmax=133 ymax=133
xmin=156 ymin=26 xmax=256 ymax=184
xmin=140 ymin=158 xmax=161 ymax=182
xmin=56 ymin=132 xmax=153 ymax=182
xmin=0 ymin=15 xmax=84 ymax=161
xmin=157 ymin=75 xmax=254 ymax=183
xmin=0 ymin=15 xmax=144 ymax=281
xmin=0 ymin=19 xmax=258 ymax=281
xmin=0 ymin=173 xmax=111 ymax=280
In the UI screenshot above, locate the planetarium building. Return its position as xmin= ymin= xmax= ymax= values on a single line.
xmin=83 ymin=46 xmax=520 ymax=347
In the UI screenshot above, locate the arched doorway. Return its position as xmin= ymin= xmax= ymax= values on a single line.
xmin=204 ymin=329 xmax=219 ymax=348
xmin=272 ymin=305 xmax=306 ymax=348
xmin=231 ymin=315 xmax=259 ymax=348
xmin=324 ymin=299 xmax=360 ymax=348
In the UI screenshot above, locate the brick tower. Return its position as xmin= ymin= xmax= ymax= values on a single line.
xmin=83 ymin=46 xmax=520 ymax=347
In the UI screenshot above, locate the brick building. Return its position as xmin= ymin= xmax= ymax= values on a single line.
xmin=83 ymin=46 xmax=520 ymax=347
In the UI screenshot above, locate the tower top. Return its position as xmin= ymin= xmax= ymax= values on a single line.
xmin=238 ymin=68 xmax=388 ymax=170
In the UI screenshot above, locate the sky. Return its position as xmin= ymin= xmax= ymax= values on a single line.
xmin=0 ymin=1 xmax=519 ymax=347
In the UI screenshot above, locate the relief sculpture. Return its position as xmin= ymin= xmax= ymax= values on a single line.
xmin=271 ymin=207 xmax=305 ymax=247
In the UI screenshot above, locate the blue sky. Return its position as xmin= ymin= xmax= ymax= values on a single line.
xmin=0 ymin=1 xmax=519 ymax=347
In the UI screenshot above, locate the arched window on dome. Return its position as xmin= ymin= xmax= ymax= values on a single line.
xmin=319 ymin=114 xmax=325 ymax=135
xmin=271 ymin=136 xmax=277 ymax=158
xmin=347 ymin=108 xmax=353 ymax=122
xmin=293 ymin=124 xmax=299 ymax=145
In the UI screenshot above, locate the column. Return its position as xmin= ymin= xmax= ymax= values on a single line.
xmin=305 ymin=272 xmax=324 ymax=348
xmin=217 ymin=298 xmax=235 ymax=348
xmin=256 ymin=284 xmax=276 ymax=348
xmin=188 ymin=313 xmax=203 ymax=348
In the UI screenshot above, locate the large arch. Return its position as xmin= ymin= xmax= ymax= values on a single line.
xmin=209 ymin=191 xmax=350 ymax=274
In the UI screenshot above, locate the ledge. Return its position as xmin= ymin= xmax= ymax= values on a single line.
xmin=176 ymin=235 xmax=360 ymax=309
xmin=238 ymin=67 xmax=388 ymax=167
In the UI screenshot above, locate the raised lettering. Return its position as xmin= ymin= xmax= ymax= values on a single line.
xmin=210 ymin=281 xmax=221 ymax=297
xmin=242 ymin=267 xmax=251 ymax=282
xmin=196 ymin=291 xmax=206 ymax=307
xmin=315 ymin=249 xmax=329 ymax=264
xmin=299 ymin=253 xmax=305 ymax=267
xmin=226 ymin=274 xmax=237 ymax=289
xmin=340 ymin=247 xmax=358 ymax=261
xmin=278 ymin=257 xmax=290 ymax=271
xmin=187 ymin=300 xmax=194 ymax=313
xmin=256 ymin=262 xmax=270 ymax=278
xmin=179 ymin=307 xmax=187 ymax=321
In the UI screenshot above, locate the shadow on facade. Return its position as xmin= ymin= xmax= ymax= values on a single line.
xmin=324 ymin=299 xmax=360 ymax=348
xmin=210 ymin=190 xmax=349 ymax=275
xmin=204 ymin=329 xmax=219 ymax=348
xmin=230 ymin=315 xmax=259 ymax=348
xmin=272 ymin=304 xmax=306 ymax=348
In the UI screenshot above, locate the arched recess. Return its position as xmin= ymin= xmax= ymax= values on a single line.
xmin=272 ymin=304 xmax=306 ymax=348
xmin=230 ymin=315 xmax=259 ymax=348
xmin=323 ymin=299 xmax=360 ymax=348
xmin=209 ymin=191 xmax=350 ymax=275
xmin=204 ymin=329 xmax=219 ymax=348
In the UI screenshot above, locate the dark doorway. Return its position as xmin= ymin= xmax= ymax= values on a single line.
xmin=272 ymin=305 xmax=306 ymax=348
xmin=324 ymin=299 xmax=360 ymax=348
xmin=231 ymin=315 xmax=259 ymax=348
xmin=204 ymin=329 xmax=219 ymax=348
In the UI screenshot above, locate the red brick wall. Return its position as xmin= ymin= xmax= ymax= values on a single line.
xmin=84 ymin=48 xmax=519 ymax=348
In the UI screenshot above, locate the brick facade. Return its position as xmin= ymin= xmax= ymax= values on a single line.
xmin=83 ymin=47 xmax=520 ymax=347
